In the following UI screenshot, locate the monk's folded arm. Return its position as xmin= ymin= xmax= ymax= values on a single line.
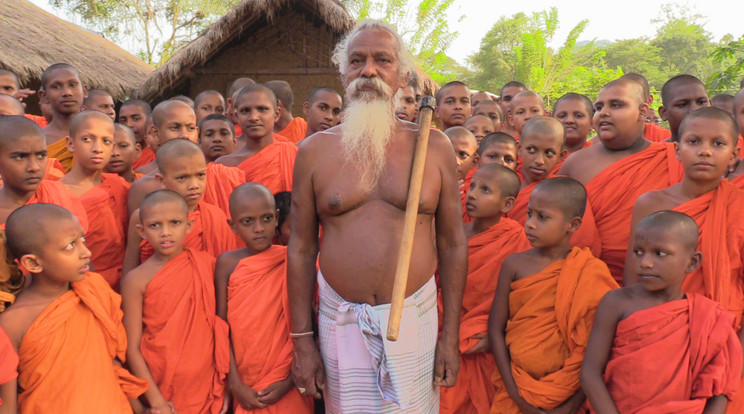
xmin=0 ymin=378 xmax=17 ymax=414
xmin=580 ymin=292 xmax=623 ymax=414
xmin=122 ymin=210 xmax=143 ymax=277
xmin=703 ymin=395 xmax=728 ymax=414
xmin=488 ymin=258 xmax=522 ymax=400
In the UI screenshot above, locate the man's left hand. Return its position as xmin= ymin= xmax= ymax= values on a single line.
xmin=433 ymin=336 xmax=459 ymax=387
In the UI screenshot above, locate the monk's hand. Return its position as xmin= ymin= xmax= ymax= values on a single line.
xmin=257 ymin=376 xmax=293 ymax=405
xmin=12 ymin=88 xmax=34 ymax=107
xmin=514 ymin=396 xmax=547 ymax=414
xmin=433 ymin=336 xmax=460 ymax=387
xmin=232 ymin=381 xmax=266 ymax=410
xmin=150 ymin=402 xmax=176 ymax=414
xmin=462 ymin=334 xmax=489 ymax=354
xmin=291 ymin=336 xmax=325 ymax=399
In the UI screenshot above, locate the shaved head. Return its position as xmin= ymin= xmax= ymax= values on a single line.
xmin=139 ymin=189 xmax=189 ymax=222
xmin=510 ymin=90 xmax=544 ymax=110
xmin=436 ymin=81 xmax=469 ymax=105
xmin=229 ymin=182 xmax=276 ymax=218
xmin=6 ymin=204 xmax=77 ymax=257
xmin=121 ymin=99 xmax=152 ymax=114
xmin=151 ymin=100 xmax=195 ymax=128
xmin=500 ymin=81 xmax=526 ymax=96
xmin=620 ymin=73 xmax=651 ymax=99
xmin=475 ymin=163 xmax=521 ymax=198
xmin=0 ymin=94 xmax=24 ymax=116
xmin=600 ymin=78 xmax=646 ymax=104
xmin=534 ymin=177 xmax=587 ymax=218
xmin=40 ymin=63 xmax=81 ymax=90
xmin=444 ymin=126 xmax=476 ymax=143
xmin=478 ymin=132 xmax=516 ymax=156
xmin=195 ymin=90 xmax=224 ymax=105
xmin=227 ymin=77 xmax=256 ymax=98
xmin=637 ymin=210 xmax=699 ymax=252
xmin=69 ymin=110 xmax=115 ymax=138
xmin=114 ymin=123 xmax=137 ymax=144
xmin=83 ymin=89 xmax=113 ymax=106
xmin=0 ymin=116 xmax=43 ymax=149
xmin=155 ymin=138 xmax=204 ymax=173
xmin=679 ymin=107 xmax=738 ymax=142
xmin=0 ymin=69 xmax=20 ymax=88
xmin=521 ymin=116 xmax=565 ymax=146
xmin=308 ymin=87 xmax=341 ymax=104
xmin=661 ymin=75 xmax=706 ymax=105
xmin=235 ymin=84 xmax=278 ymax=109
xmin=554 ymin=93 xmax=593 ymax=116
xmin=265 ymin=80 xmax=294 ymax=109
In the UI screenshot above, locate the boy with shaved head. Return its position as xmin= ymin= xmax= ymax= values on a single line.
xmin=119 ymin=99 xmax=153 ymax=170
xmin=464 ymin=114 xmax=496 ymax=144
xmin=266 ymin=80 xmax=307 ymax=142
xmin=106 ymin=123 xmax=143 ymax=183
xmin=436 ymin=81 xmax=472 ymax=130
xmin=81 ymin=89 xmax=116 ymax=121
xmin=303 ymin=87 xmax=343 ymax=138
xmin=559 ymin=78 xmax=684 ymax=282
xmin=509 ymin=90 xmax=547 ymax=140
xmin=198 ymin=114 xmax=237 ymax=163
xmin=395 ymin=82 xmax=418 ymax=122
xmin=553 ymin=92 xmax=594 ymax=153
xmin=121 ymin=190 xmax=227 ymax=413
xmin=659 ymin=74 xmax=711 ymax=142
xmin=216 ymin=84 xmax=298 ymax=194
xmin=712 ymin=93 xmax=735 ymax=115
xmin=194 ymin=89 xmax=226 ymax=123
xmin=0 ymin=94 xmax=25 ymax=118
xmin=499 ymin=81 xmax=526 ymax=138
xmin=215 ymin=183 xmax=313 ymax=413
xmin=0 ymin=204 xmax=148 ymax=412
xmin=583 ymin=211 xmax=742 ymax=413
xmin=489 ymin=177 xmax=618 ymax=413
xmin=226 ymin=77 xmax=256 ymax=138
xmin=440 ymin=164 xmax=531 ymax=414
xmin=620 ymin=73 xmax=672 ymax=142
xmin=472 ymin=100 xmax=505 ymax=132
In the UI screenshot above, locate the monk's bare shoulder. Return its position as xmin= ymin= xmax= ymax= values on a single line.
xmin=633 ymin=188 xmax=678 ymax=220
xmin=120 ymin=260 xmax=159 ymax=298
xmin=0 ymin=294 xmax=50 ymax=349
xmin=215 ymin=248 xmax=249 ymax=282
xmin=558 ymin=142 xmax=602 ymax=176
xmin=215 ymin=153 xmax=243 ymax=167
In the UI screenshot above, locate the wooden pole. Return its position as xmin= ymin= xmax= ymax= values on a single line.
xmin=387 ymin=96 xmax=436 ymax=341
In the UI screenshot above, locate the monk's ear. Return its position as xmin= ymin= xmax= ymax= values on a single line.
xmin=638 ymin=103 xmax=650 ymax=122
xmin=544 ymin=109 xmax=552 ymax=117
xmin=82 ymin=85 xmax=89 ymax=100
xmin=302 ymin=102 xmax=310 ymax=117
xmin=501 ymin=196 xmax=516 ymax=214
xmin=134 ymin=142 xmax=142 ymax=158
xmin=185 ymin=218 xmax=194 ymax=234
xmin=559 ymin=148 xmax=568 ymax=162
xmin=472 ymin=153 xmax=480 ymax=165
xmin=227 ymin=218 xmax=237 ymax=234
xmin=65 ymin=136 xmax=75 ymax=153
xmin=19 ymin=254 xmax=42 ymax=274
xmin=568 ymin=216 xmax=582 ymax=234
xmin=674 ymin=141 xmax=681 ymax=161
xmin=134 ymin=223 xmax=145 ymax=240
xmin=686 ymin=250 xmax=702 ymax=274
xmin=658 ymin=106 xmax=667 ymax=122
xmin=149 ymin=124 xmax=159 ymax=142
xmin=154 ymin=173 xmax=165 ymax=188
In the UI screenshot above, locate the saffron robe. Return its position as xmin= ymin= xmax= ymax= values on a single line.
xmin=132 ymin=147 xmax=156 ymax=171
xmin=278 ymin=117 xmax=308 ymax=143
xmin=27 ymin=180 xmax=89 ymax=233
xmin=237 ymin=140 xmax=297 ymax=194
xmin=47 ymin=137 xmax=74 ymax=173
xmin=643 ymin=122 xmax=672 ymax=142
xmin=203 ymin=162 xmax=246 ymax=217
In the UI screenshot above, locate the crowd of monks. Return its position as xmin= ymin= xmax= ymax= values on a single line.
xmin=0 ymin=18 xmax=744 ymax=413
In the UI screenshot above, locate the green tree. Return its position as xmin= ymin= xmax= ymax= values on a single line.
xmin=708 ymin=36 xmax=744 ymax=93
xmin=50 ymin=0 xmax=240 ymax=66
xmin=602 ymin=39 xmax=666 ymax=89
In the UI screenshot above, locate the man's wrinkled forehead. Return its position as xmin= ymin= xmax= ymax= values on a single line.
xmin=347 ymin=27 xmax=399 ymax=61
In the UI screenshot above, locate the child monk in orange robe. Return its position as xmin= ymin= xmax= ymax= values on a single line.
xmin=105 ymin=123 xmax=143 ymax=183
xmin=582 ymin=211 xmax=742 ymax=413
xmin=0 ymin=204 xmax=148 ymax=412
xmin=266 ymin=80 xmax=307 ymax=142
xmin=215 ymin=183 xmax=313 ymax=413
xmin=119 ymin=99 xmax=153 ymax=170
xmin=302 ymin=87 xmax=343 ymax=138
xmin=508 ymin=91 xmax=547 ymax=141
xmin=464 ymin=114 xmax=496 ymax=144
xmin=659 ymin=74 xmax=711 ymax=142
xmin=435 ymin=81 xmax=472 ymax=130
xmin=558 ymin=78 xmax=684 ymax=282
xmin=39 ymin=64 xmax=87 ymax=173
xmin=489 ymin=177 xmax=618 ymax=414
xmin=472 ymin=100 xmax=505 ymax=133
xmin=553 ymin=93 xmax=594 ymax=154
xmin=216 ymin=85 xmax=297 ymax=194
xmin=194 ymin=90 xmax=226 ymax=123
xmin=121 ymin=190 xmax=228 ymax=414
xmin=440 ymin=164 xmax=531 ymax=414
xmin=81 ymin=89 xmax=116 ymax=121
xmin=61 ymin=111 xmax=130 ymax=290
xmin=122 ymin=139 xmax=236 ymax=276
xmin=198 ymin=114 xmax=238 ymax=163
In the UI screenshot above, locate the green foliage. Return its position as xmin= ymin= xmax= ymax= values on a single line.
xmin=50 ymin=0 xmax=241 ymax=66
xmin=708 ymin=36 xmax=744 ymax=93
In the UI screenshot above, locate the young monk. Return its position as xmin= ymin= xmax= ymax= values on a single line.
xmin=553 ymin=92 xmax=594 ymax=153
xmin=39 ymin=64 xmax=87 ymax=172
xmin=0 ymin=204 xmax=149 ymax=412
xmin=81 ymin=89 xmax=116 ymax=121
xmin=225 ymin=78 xmax=257 ymax=139
xmin=620 ymin=73 xmax=672 ymax=142
xmin=558 ymin=78 xmax=684 ymax=282
xmin=302 ymin=87 xmax=343 ymax=138
xmin=194 ymin=89 xmax=226 ymax=123
xmin=435 ymin=81 xmax=472 ymax=130
xmin=171 ymin=95 xmax=194 ymax=108
xmin=712 ymin=93 xmax=735 ymax=115
xmin=106 ymin=123 xmax=142 ymax=183
xmin=472 ymin=99 xmax=505 ymax=132
xmin=121 ymin=190 xmax=228 ymax=413
xmin=215 ymin=183 xmax=313 ymax=413
xmin=137 ymin=99 xmax=199 ymax=176
xmin=445 ymin=126 xmax=479 ymax=182
xmin=582 ymin=211 xmax=742 ymax=413
xmin=0 ymin=116 xmax=88 ymax=230
xmin=123 ymin=139 xmax=237 ymax=275
xmin=119 ymin=99 xmax=153 ymax=170
xmin=498 ymin=81 xmax=527 ymax=138
xmin=395 ymin=82 xmax=418 ymax=122
xmin=198 ymin=114 xmax=237 ymax=163
xmin=440 ymin=164 xmax=531 ymax=414
xmin=464 ymin=114 xmax=496 ymax=144
xmin=509 ymin=90 xmax=547 ymax=140
xmin=489 ymin=177 xmax=619 ymax=414
xmin=216 ymin=85 xmax=298 ymax=194
xmin=61 ymin=111 xmax=130 ymax=290
xmin=273 ymin=191 xmax=292 ymax=246
xmin=471 ymin=91 xmax=492 ymax=107
xmin=0 ymin=94 xmax=24 ymax=117
xmin=659 ymin=74 xmax=710 ymax=142
xmin=266 ymin=80 xmax=307 ymax=142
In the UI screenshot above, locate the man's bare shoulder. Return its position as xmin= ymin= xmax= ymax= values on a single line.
xmin=300 ymin=126 xmax=341 ymax=150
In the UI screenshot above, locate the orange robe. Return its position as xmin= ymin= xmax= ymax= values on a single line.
xmin=24 ymin=114 xmax=48 ymax=128
xmin=738 ymin=135 xmax=744 ymax=158
xmin=17 ymin=273 xmax=148 ymax=412
xmin=141 ymin=249 xmax=228 ymax=413
xmin=132 ymin=147 xmax=156 ymax=171
xmin=80 ymin=173 xmax=130 ymax=290
xmin=586 ymin=142 xmax=683 ymax=282
xmin=643 ymin=122 xmax=672 ymax=142
xmin=140 ymin=201 xmax=236 ymax=263
xmin=237 ymin=140 xmax=297 ymax=194
xmin=47 ymin=137 xmax=74 ymax=173
xmin=732 ymin=173 xmax=744 ymax=190
xmin=0 ymin=326 xmax=18 ymax=387
xmin=28 ymin=180 xmax=89 ymax=233
xmin=596 ymin=295 xmax=742 ymax=413
xmin=440 ymin=219 xmax=531 ymax=414
xmin=508 ymin=178 xmax=602 ymax=257
xmin=278 ymin=117 xmax=308 ymax=143
xmin=491 ymin=247 xmax=618 ymax=413
xmin=227 ymin=245 xmax=313 ymax=413
xmin=204 ymin=162 xmax=246 ymax=217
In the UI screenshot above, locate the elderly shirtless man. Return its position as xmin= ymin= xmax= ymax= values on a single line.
xmin=288 ymin=20 xmax=467 ymax=413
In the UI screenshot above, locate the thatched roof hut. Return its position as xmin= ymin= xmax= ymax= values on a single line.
xmin=135 ymin=0 xmax=438 ymax=114
xmin=0 ymin=0 xmax=153 ymax=109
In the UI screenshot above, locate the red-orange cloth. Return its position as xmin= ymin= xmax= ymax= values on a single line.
xmin=586 ymin=142 xmax=683 ymax=282
xmin=204 ymin=162 xmax=246 ymax=217
xmin=507 ymin=178 xmax=602 ymax=257
xmin=24 ymin=114 xmax=48 ymax=128
xmin=0 ymin=158 xmax=63 ymax=187
xmin=0 ymin=326 xmax=18 ymax=386
xmin=227 ymin=245 xmax=313 ymax=413
xmin=132 ymin=147 xmax=156 ymax=171
xmin=731 ymin=173 xmax=744 ymax=190
xmin=27 ymin=180 xmax=89 ymax=233
xmin=140 ymin=202 xmax=236 ymax=263
xmin=491 ymin=247 xmax=618 ymax=413
xmin=141 ymin=249 xmax=229 ymax=413
xmin=595 ymin=295 xmax=742 ymax=414
xmin=643 ymin=122 xmax=672 ymax=142
xmin=80 ymin=173 xmax=130 ymax=290
xmin=237 ymin=140 xmax=297 ymax=194
xmin=47 ymin=138 xmax=74 ymax=173
xmin=278 ymin=117 xmax=308 ymax=143
xmin=440 ymin=219 xmax=531 ymax=414
xmin=235 ymin=124 xmax=242 ymax=138
xmin=17 ymin=273 xmax=148 ymax=412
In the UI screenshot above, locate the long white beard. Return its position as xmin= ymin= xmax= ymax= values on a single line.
xmin=341 ymin=77 xmax=397 ymax=188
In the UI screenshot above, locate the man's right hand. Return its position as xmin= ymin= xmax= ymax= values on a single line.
xmin=291 ymin=336 xmax=326 ymax=399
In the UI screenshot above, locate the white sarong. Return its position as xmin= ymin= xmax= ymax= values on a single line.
xmin=318 ymin=271 xmax=439 ymax=413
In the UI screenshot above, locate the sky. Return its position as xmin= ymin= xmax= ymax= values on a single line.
xmin=28 ymin=0 xmax=742 ymax=67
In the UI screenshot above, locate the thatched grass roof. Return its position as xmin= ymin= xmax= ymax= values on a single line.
xmin=136 ymin=0 xmax=355 ymax=101
xmin=0 ymin=0 xmax=152 ymax=100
